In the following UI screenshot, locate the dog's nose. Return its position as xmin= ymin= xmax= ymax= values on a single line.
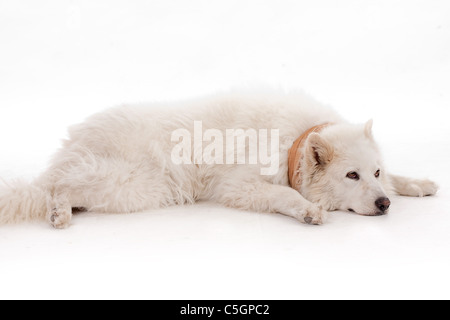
xmin=375 ymin=197 xmax=391 ymax=213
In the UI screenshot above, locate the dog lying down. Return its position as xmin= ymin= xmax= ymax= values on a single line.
xmin=0 ymin=90 xmax=438 ymax=228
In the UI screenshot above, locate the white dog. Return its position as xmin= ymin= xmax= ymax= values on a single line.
xmin=0 ymin=90 xmax=438 ymax=228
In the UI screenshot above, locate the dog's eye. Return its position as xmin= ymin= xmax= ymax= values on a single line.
xmin=375 ymin=169 xmax=380 ymax=178
xmin=346 ymin=172 xmax=359 ymax=180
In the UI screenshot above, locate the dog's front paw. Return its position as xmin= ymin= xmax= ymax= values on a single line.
xmin=416 ymin=179 xmax=439 ymax=197
xmin=47 ymin=207 xmax=72 ymax=229
xmin=297 ymin=204 xmax=327 ymax=225
xmin=406 ymin=179 xmax=439 ymax=197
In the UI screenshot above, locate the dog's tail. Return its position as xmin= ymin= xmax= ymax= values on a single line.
xmin=0 ymin=180 xmax=48 ymax=224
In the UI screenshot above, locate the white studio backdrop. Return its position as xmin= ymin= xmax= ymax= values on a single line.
xmin=0 ymin=0 xmax=450 ymax=300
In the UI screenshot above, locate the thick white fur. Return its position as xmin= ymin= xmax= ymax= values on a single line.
xmin=0 ymin=90 xmax=438 ymax=228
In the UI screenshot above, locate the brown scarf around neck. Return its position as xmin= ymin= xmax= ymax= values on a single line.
xmin=288 ymin=123 xmax=331 ymax=190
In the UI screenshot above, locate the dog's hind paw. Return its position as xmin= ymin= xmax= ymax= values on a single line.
xmin=298 ymin=205 xmax=327 ymax=225
xmin=48 ymin=207 xmax=72 ymax=229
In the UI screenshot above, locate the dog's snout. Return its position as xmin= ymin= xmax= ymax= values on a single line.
xmin=375 ymin=197 xmax=391 ymax=213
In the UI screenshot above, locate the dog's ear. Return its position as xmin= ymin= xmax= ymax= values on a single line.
xmin=306 ymin=133 xmax=334 ymax=166
xmin=364 ymin=119 xmax=374 ymax=140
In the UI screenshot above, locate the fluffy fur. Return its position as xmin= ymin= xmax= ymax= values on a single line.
xmin=0 ymin=90 xmax=438 ymax=228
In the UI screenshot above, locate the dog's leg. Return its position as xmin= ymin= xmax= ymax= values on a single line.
xmin=214 ymin=178 xmax=327 ymax=225
xmin=40 ymin=154 xmax=179 ymax=229
xmin=46 ymin=193 xmax=72 ymax=229
xmin=389 ymin=174 xmax=438 ymax=197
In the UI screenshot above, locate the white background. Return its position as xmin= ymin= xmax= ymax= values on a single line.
xmin=1 ymin=0 xmax=449 ymax=300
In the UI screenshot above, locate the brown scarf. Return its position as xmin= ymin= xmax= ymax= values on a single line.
xmin=288 ymin=123 xmax=331 ymax=190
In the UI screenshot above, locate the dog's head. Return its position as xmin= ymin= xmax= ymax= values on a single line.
xmin=300 ymin=120 xmax=392 ymax=216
